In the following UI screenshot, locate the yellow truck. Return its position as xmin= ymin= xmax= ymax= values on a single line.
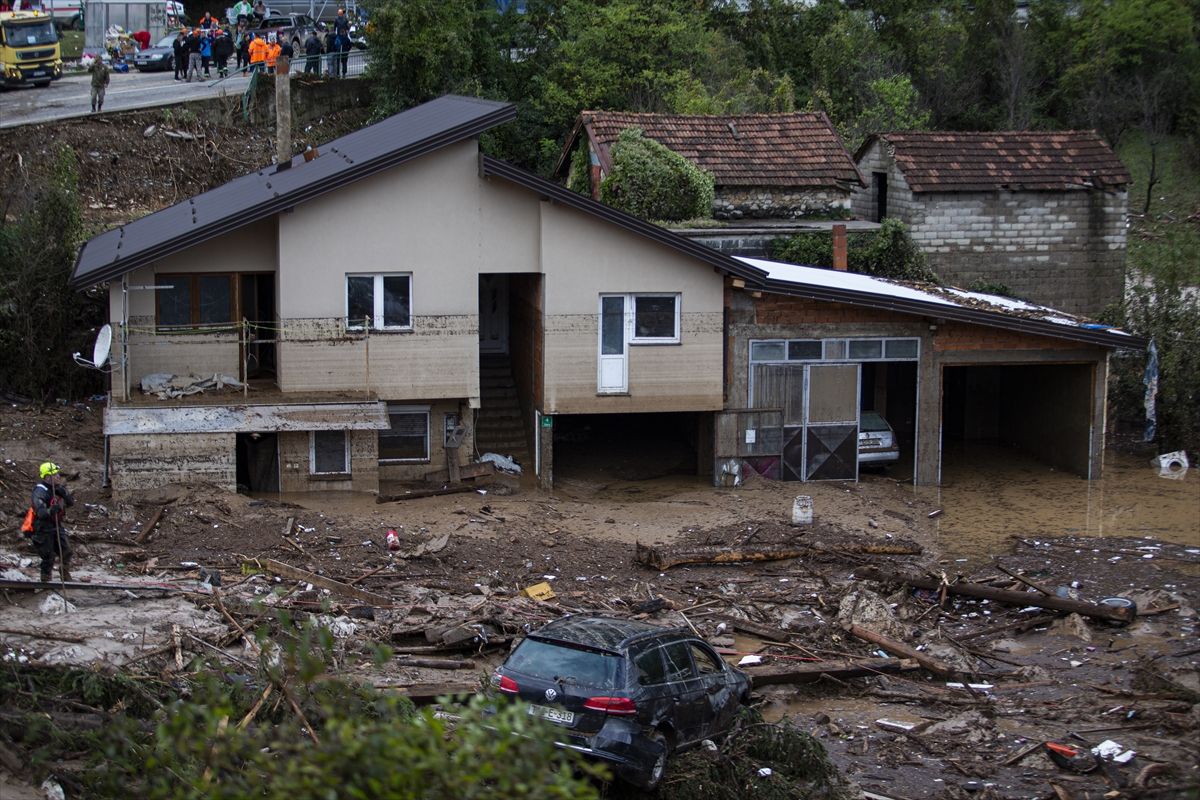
xmin=0 ymin=9 xmax=63 ymax=87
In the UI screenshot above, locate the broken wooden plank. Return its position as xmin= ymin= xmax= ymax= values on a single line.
xmin=636 ymin=540 xmax=921 ymax=570
xmin=858 ymin=567 xmax=1137 ymax=624
xmin=377 ymin=485 xmax=477 ymax=503
xmin=843 ymin=624 xmax=958 ymax=678
xmin=715 ymin=616 xmax=794 ymax=643
xmin=395 ymin=655 xmax=473 ymax=670
xmin=423 ymin=461 xmax=496 ymax=484
xmin=0 ymin=627 xmax=87 ymax=644
xmin=253 ymin=558 xmax=390 ymax=606
xmin=135 ymin=505 xmax=167 ymax=545
xmin=0 ymin=578 xmax=180 ymax=593
xmin=743 ymin=657 xmax=915 ymax=687
xmin=997 ymin=565 xmax=1055 ymax=597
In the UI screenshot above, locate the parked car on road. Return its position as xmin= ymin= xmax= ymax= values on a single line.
xmin=255 ymin=12 xmax=320 ymax=52
xmin=492 ymin=615 xmax=751 ymax=790
xmin=132 ymin=32 xmax=177 ymax=72
xmin=858 ymin=410 xmax=900 ymax=466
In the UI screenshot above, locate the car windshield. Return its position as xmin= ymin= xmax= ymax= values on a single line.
xmin=860 ymin=412 xmax=889 ymax=433
xmin=506 ymin=638 xmax=621 ymax=691
xmin=2 ymin=20 xmax=57 ymax=46
xmin=156 ymin=33 xmax=177 ymax=47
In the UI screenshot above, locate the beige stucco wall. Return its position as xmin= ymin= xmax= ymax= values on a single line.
xmin=109 ymin=432 xmax=236 ymax=495
xmin=539 ymin=200 xmax=725 ymax=414
xmin=274 ymin=141 xmax=541 ymax=400
xmin=278 ymin=429 xmax=379 ymax=492
xmin=108 ymin=222 xmax=278 ymax=391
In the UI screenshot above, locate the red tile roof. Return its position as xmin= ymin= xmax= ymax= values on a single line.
xmin=861 ymin=131 xmax=1130 ymax=193
xmin=572 ymin=111 xmax=864 ymax=188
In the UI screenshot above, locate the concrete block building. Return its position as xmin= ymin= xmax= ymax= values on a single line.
xmin=556 ymin=111 xmax=864 ymax=220
xmin=852 ymin=131 xmax=1130 ymax=316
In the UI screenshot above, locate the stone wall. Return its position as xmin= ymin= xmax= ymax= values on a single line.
xmin=714 ymin=186 xmax=851 ymax=220
xmin=852 ymin=140 xmax=1128 ymax=317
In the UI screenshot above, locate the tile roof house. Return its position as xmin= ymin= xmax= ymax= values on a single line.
xmin=71 ymin=97 xmax=1140 ymax=497
xmin=851 ymin=131 xmax=1131 ymax=316
xmin=557 ymin=111 xmax=864 ymax=220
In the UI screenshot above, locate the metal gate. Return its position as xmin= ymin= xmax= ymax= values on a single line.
xmin=752 ymin=363 xmax=859 ymax=481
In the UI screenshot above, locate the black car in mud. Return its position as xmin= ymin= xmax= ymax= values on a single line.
xmin=492 ymin=615 xmax=752 ymax=789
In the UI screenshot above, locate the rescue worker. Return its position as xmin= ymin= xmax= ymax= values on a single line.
xmin=30 ymin=463 xmax=74 ymax=582
xmin=212 ymin=28 xmax=233 ymax=78
xmin=264 ymin=34 xmax=281 ymax=73
xmin=199 ymin=28 xmax=213 ymax=77
xmin=199 ymin=10 xmax=214 ymax=29
xmin=247 ymin=31 xmax=267 ymax=72
xmin=89 ymin=56 xmax=110 ymax=113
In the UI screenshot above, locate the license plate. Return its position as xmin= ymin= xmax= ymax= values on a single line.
xmin=528 ymin=704 xmax=574 ymax=725
xmin=30 ymin=70 xmax=47 ymax=77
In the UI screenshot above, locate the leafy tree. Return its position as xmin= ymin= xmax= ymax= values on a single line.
xmin=0 ymin=145 xmax=104 ymax=403
xmin=599 ymin=127 xmax=715 ymax=221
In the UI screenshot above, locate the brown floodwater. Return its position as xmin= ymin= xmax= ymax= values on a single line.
xmin=920 ymin=444 xmax=1199 ymax=565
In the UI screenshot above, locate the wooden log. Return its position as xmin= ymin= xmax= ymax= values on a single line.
xmin=743 ymin=657 xmax=915 ymax=687
xmin=636 ymin=540 xmax=921 ymax=570
xmin=715 ymin=616 xmax=795 ymax=643
xmin=134 ymin=505 xmax=167 ymax=545
xmin=858 ymin=567 xmax=1137 ymax=624
xmin=377 ymin=484 xmax=476 ymax=503
xmin=395 ymin=655 xmax=473 ymax=670
xmin=376 ymin=681 xmax=480 ymax=704
xmin=843 ymin=624 xmax=958 ymax=678
xmin=0 ymin=627 xmax=87 ymax=644
xmin=253 ymin=558 xmax=390 ymax=606
xmin=423 ymin=461 xmax=496 ymax=483
xmin=996 ymin=565 xmax=1054 ymax=597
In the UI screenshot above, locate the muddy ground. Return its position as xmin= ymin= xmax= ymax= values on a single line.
xmin=1 ymin=402 xmax=1197 ymax=799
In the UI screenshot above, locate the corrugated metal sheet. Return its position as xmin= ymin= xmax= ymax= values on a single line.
xmin=71 ymin=95 xmax=517 ymax=289
xmin=105 ymin=401 xmax=389 ymax=435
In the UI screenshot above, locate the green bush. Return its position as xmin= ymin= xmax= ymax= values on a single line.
xmin=567 ymin=143 xmax=593 ymax=196
xmin=772 ymin=218 xmax=937 ymax=283
xmin=600 ymin=128 xmax=715 ymax=222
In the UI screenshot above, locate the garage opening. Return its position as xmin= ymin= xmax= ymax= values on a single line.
xmin=236 ymin=432 xmax=279 ymax=492
xmin=941 ymin=363 xmax=1095 ymax=479
xmin=552 ymin=412 xmax=705 ymax=482
xmin=860 ymin=361 xmax=918 ymax=481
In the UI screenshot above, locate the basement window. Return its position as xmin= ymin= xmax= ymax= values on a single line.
xmin=310 ymin=430 xmax=350 ymax=475
xmin=346 ymin=273 xmax=412 ymax=331
xmin=156 ymin=274 xmax=235 ymax=330
xmin=379 ymin=405 xmax=429 ymax=462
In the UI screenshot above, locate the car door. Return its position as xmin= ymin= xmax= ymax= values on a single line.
xmin=659 ymin=640 xmax=706 ymax=745
xmin=687 ymin=641 xmax=740 ymax=739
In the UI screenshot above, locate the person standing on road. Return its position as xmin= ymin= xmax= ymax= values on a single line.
xmin=213 ymin=28 xmax=233 ymax=78
xmin=333 ymin=7 xmax=350 ymax=37
xmin=326 ymin=30 xmax=340 ymax=76
xmin=199 ymin=29 xmax=213 ymax=78
xmin=302 ymin=28 xmax=321 ymax=75
xmin=172 ymin=28 xmax=187 ymax=80
xmin=30 ymin=462 xmax=75 ymax=583
xmin=235 ymin=23 xmax=250 ymax=72
xmin=252 ymin=0 xmax=265 ymax=23
xmin=89 ymin=56 xmax=110 ymax=113
xmin=337 ymin=28 xmax=351 ymax=77
xmin=186 ymin=28 xmax=203 ymax=81
xmin=248 ymin=32 xmax=267 ymax=72
xmin=264 ymin=34 xmax=281 ymax=73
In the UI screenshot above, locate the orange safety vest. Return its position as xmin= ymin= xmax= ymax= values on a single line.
xmin=265 ymin=42 xmax=281 ymax=67
xmin=248 ymin=37 xmax=267 ymax=63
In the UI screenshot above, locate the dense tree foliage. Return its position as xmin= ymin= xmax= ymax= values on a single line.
xmin=773 ymin=219 xmax=937 ymax=283
xmin=599 ymin=128 xmax=716 ymax=221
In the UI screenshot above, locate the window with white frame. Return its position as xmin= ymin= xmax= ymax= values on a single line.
xmin=630 ymin=294 xmax=680 ymax=343
xmin=310 ymin=430 xmax=350 ymax=475
xmin=346 ymin=273 xmax=412 ymax=330
xmin=379 ymin=405 xmax=429 ymax=462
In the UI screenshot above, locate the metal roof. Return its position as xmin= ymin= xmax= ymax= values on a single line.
xmin=70 ymin=95 xmax=517 ymax=289
xmin=480 ymin=156 xmax=769 ymax=285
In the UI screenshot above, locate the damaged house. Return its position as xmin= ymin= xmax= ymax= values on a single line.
xmin=71 ymin=96 xmax=1141 ymax=497
xmin=851 ymin=131 xmax=1130 ymax=316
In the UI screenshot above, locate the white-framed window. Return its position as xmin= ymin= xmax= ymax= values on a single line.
xmin=630 ymin=293 xmax=681 ymax=344
xmin=379 ymin=405 xmax=429 ymax=462
xmin=346 ymin=273 xmax=412 ymax=331
xmin=310 ymin=430 xmax=350 ymax=475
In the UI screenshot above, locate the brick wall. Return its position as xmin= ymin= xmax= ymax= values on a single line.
xmin=933 ymin=321 xmax=1081 ymax=352
xmin=751 ymin=294 xmax=916 ymax=326
xmin=852 ymin=140 xmax=1128 ymax=317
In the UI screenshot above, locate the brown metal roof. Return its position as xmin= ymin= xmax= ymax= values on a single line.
xmin=71 ymin=95 xmax=517 ymax=289
xmin=859 ymin=130 xmax=1131 ymax=193
xmin=558 ymin=111 xmax=864 ymax=189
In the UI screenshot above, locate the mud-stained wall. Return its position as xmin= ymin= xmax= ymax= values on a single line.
xmin=277 ymin=429 xmax=379 ymax=492
xmin=377 ymin=399 xmax=472 ymax=483
xmin=108 ymin=222 xmax=278 ymax=390
xmin=539 ymin=200 xmax=726 ymax=414
xmin=109 ymin=432 xmax=235 ymax=495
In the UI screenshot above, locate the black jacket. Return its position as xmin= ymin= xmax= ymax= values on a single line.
xmin=304 ymin=34 xmax=321 ymax=56
xmin=31 ymin=481 xmax=74 ymax=536
xmin=213 ymin=35 xmax=234 ymax=60
xmin=172 ymin=36 xmax=186 ymax=60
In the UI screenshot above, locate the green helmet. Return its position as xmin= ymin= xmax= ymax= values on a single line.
xmin=39 ymin=462 xmax=60 ymax=479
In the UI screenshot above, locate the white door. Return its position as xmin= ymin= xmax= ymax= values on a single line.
xmin=597 ymin=295 xmax=628 ymax=394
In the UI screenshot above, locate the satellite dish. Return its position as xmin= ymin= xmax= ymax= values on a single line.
xmin=93 ymin=324 xmax=112 ymax=368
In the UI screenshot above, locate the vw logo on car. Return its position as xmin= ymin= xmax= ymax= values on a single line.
xmin=544 ymin=687 xmax=557 ymax=702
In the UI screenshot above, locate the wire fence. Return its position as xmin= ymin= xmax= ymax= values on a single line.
xmin=210 ymin=46 xmax=370 ymax=89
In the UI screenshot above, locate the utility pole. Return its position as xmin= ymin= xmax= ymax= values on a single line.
xmin=275 ymin=56 xmax=291 ymax=167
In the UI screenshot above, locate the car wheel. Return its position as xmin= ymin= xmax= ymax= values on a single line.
xmin=641 ymin=730 xmax=669 ymax=791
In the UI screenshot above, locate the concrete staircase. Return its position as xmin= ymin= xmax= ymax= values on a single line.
xmin=475 ymin=354 xmax=530 ymax=469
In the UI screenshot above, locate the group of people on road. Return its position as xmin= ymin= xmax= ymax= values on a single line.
xmin=171 ymin=24 xmax=236 ymax=81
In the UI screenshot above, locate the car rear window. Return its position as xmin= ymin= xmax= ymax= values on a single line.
xmin=860 ymin=412 xmax=889 ymax=432
xmin=506 ymin=638 xmax=621 ymax=690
